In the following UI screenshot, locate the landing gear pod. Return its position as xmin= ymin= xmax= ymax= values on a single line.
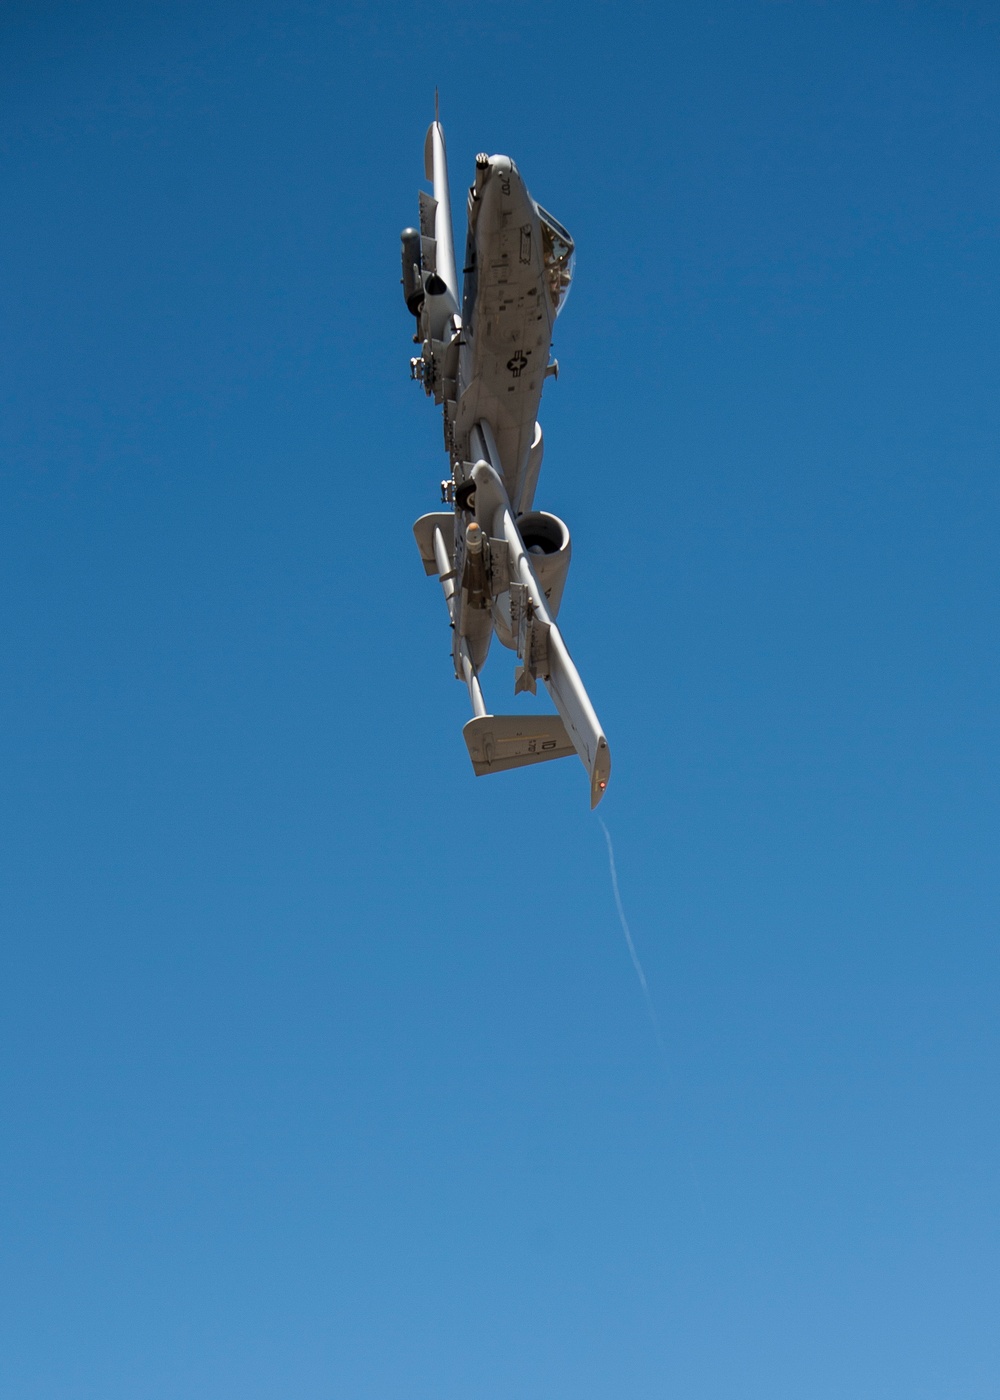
xmin=400 ymin=227 xmax=424 ymax=316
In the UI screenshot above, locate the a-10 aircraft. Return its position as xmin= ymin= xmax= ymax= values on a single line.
xmin=400 ymin=112 xmax=611 ymax=806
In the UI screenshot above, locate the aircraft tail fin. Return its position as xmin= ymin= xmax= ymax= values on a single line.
xmin=463 ymin=714 xmax=575 ymax=776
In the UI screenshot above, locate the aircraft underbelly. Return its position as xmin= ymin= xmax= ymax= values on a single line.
xmin=467 ymin=309 xmax=547 ymax=489
xmin=460 ymin=177 xmax=554 ymax=493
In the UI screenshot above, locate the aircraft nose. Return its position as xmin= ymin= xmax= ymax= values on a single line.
xmin=475 ymin=154 xmax=532 ymax=222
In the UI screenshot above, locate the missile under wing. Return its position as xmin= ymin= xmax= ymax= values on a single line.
xmin=401 ymin=118 xmax=610 ymax=807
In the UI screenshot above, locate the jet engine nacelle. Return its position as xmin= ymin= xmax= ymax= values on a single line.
xmin=517 ymin=510 xmax=571 ymax=617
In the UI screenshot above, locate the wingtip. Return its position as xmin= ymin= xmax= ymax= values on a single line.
xmin=590 ymin=738 xmax=611 ymax=807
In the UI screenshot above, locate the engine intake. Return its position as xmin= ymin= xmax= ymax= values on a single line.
xmin=517 ymin=511 xmax=571 ymax=616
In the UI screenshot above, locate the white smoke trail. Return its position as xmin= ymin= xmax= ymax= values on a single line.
xmin=596 ymin=821 xmax=711 ymax=1217
xmin=598 ymin=817 xmax=664 ymax=1052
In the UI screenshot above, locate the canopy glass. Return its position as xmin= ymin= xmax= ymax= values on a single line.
xmin=537 ymin=205 xmax=575 ymax=316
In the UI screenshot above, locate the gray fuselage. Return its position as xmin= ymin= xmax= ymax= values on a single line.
xmin=455 ymin=157 xmax=555 ymax=511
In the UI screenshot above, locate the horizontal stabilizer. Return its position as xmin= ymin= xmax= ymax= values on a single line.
xmin=413 ymin=512 xmax=454 ymax=575
xmin=463 ymin=714 xmax=575 ymax=776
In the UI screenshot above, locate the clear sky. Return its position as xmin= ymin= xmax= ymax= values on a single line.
xmin=1 ymin=3 xmax=998 ymax=1397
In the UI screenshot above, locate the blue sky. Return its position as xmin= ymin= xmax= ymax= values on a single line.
xmin=1 ymin=2 xmax=998 ymax=1396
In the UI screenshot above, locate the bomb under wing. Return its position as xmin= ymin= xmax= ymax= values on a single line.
xmin=402 ymin=117 xmax=610 ymax=807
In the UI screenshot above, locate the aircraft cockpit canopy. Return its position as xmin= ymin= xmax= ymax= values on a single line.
xmin=537 ymin=205 xmax=575 ymax=316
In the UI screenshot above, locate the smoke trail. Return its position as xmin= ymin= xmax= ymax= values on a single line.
xmin=596 ymin=820 xmax=712 ymax=1218
xmin=598 ymin=817 xmax=664 ymax=1052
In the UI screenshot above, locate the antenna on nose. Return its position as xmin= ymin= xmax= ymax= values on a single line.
xmin=434 ymin=87 xmax=439 ymax=122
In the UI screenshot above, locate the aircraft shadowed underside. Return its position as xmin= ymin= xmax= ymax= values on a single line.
xmin=401 ymin=116 xmax=610 ymax=806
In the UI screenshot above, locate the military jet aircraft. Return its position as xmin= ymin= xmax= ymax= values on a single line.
xmin=401 ymin=112 xmax=611 ymax=806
